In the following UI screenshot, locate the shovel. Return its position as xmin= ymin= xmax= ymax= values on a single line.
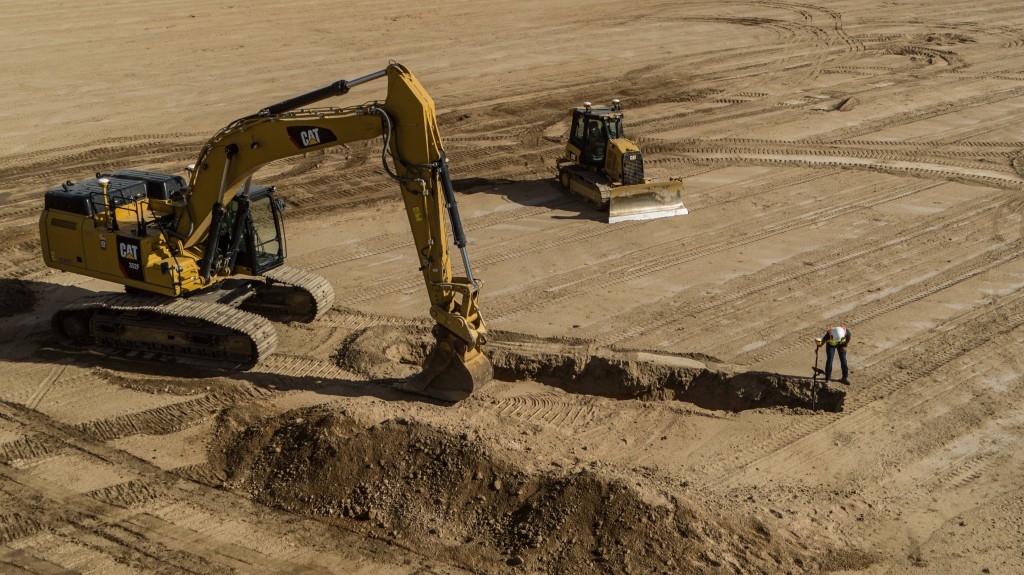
xmin=812 ymin=338 xmax=826 ymax=382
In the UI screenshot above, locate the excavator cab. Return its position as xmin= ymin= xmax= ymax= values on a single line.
xmin=215 ymin=186 xmax=286 ymax=276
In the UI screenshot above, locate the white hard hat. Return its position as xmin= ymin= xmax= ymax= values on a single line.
xmin=831 ymin=326 xmax=846 ymax=341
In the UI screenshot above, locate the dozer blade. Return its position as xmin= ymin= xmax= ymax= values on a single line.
xmin=607 ymin=180 xmax=688 ymax=224
xmin=395 ymin=327 xmax=493 ymax=401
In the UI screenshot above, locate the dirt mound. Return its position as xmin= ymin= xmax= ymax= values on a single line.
xmin=0 ymin=278 xmax=36 ymax=318
xmin=210 ymin=405 xmax=869 ymax=574
xmin=335 ymin=323 xmax=434 ymax=380
xmin=337 ymin=326 xmax=844 ymax=411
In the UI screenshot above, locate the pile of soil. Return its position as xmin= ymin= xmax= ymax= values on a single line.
xmin=337 ymin=326 xmax=845 ymax=411
xmin=335 ymin=323 xmax=434 ymax=380
xmin=0 ymin=278 xmax=36 ymax=318
xmin=210 ymin=405 xmax=870 ymax=574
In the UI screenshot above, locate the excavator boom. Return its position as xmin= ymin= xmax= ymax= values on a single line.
xmin=182 ymin=63 xmax=493 ymax=399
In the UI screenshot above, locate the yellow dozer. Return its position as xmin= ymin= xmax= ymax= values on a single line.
xmin=557 ymin=100 xmax=687 ymax=223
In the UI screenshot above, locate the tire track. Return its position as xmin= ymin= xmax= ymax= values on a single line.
xmin=591 ymin=180 xmax=995 ymax=350
xmin=0 ymin=435 xmax=64 ymax=465
xmin=294 ymin=199 xmax=575 ymax=272
xmin=0 ymin=513 xmax=46 ymax=545
xmin=85 ymin=480 xmax=163 ymax=510
xmin=482 ymin=171 xmax=938 ymax=321
xmin=75 ymin=391 xmax=247 ymax=442
xmin=703 ymin=288 xmax=1024 ymax=482
xmin=0 ymin=398 xmax=464 ymax=574
xmin=492 ymin=391 xmax=598 ymax=429
xmin=752 ymin=318 xmax=1024 ymax=492
xmin=738 ymin=239 xmax=1023 ymax=367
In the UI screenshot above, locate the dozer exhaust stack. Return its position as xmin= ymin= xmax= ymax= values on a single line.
xmin=608 ymin=180 xmax=687 ymax=224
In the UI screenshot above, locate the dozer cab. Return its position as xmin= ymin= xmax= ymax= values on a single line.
xmin=557 ymin=100 xmax=687 ymax=223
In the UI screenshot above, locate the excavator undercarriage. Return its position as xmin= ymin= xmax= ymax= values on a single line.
xmin=50 ymin=264 xmax=333 ymax=370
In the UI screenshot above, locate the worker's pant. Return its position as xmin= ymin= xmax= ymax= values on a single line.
xmin=824 ymin=345 xmax=848 ymax=381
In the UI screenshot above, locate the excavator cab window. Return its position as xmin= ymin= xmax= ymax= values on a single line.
xmin=219 ymin=187 xmax=285 ymax=275
xmin=248 ymin=190 xmax=286 ymax=273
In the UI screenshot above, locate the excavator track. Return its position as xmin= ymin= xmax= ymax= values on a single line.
xmin=241 ymin=266 xmax=336 ymax=323
xmin=52 ymin=293 xmax=278 ymax=370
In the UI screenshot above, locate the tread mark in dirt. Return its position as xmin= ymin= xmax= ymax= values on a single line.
xmin=704 ymin=290 xmax=1024 ymax=483
xmin=483 ymin=170 xmax=939 ymax=321
xmin=493 ymin=391 xmax=598 ymax=429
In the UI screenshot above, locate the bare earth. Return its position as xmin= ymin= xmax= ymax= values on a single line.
xmin=3 ymin=1 xmax=1024 ymax=573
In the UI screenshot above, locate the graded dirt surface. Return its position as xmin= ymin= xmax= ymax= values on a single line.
xmin=2 ymin=1 xmax=1024 ymax=573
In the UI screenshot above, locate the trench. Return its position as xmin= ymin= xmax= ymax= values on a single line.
xmin=336 ymin=325 xmax=845 ymax=412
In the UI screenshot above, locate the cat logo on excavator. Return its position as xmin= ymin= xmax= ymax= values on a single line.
xmin=287 ymin=126 xmax=338 ymax=149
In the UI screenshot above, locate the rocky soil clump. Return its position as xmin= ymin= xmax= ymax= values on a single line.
xmin=208 ymin=404 xmax=871 ymax=574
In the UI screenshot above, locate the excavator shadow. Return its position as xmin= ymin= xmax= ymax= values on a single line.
xmin=0 ymin=277 xmax=49 ymax=326
xmin=24 ymin=342 xmax=441 ymax=404
xmin=0 ymin=277 xmax=94 ymax=361
xmin=451 ymin=176 xmax=607 ymax=223
xmin=0 ymin=278 xmax=442 ymax=404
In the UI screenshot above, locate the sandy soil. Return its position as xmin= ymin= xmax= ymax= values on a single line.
xmin=3 ymin=0 xmax=1024 ymax=573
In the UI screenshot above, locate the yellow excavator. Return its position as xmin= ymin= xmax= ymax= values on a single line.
xmin=38 ymin=63 xmax=491 ymax=401
xmin=557 ymin=100 xmax=687 ymax=223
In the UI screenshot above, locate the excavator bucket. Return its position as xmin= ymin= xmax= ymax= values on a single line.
xmin=607 ymin=180 xmax=688 ymax=224
xmin=396 ymin=327 xmax=494 ymax=401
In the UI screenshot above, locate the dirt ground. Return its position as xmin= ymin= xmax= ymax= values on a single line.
xmin=2 ymin=0 xmax=1024 ymax=573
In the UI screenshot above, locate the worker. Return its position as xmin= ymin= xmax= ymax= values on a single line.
xmin=816 ymin=325 xmax=851 ymax=384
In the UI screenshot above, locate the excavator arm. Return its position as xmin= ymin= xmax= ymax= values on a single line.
xmin=174 ymin=63 xmax=490 ymax=399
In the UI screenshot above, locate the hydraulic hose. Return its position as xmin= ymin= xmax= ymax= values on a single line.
xmin=372 ymin=107 xmax=476 ymax=285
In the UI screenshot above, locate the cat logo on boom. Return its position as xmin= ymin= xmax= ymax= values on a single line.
xmin=287 ymin=126 xmax=338 ymax=149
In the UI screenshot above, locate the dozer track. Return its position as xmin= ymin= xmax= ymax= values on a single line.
xmin=558 ymin=165 xmax=613 ymax=209
xmin=241 ymin=266 xmax=336 ymax=323
xmin=52 ymin=293 xmax=278 ymax=370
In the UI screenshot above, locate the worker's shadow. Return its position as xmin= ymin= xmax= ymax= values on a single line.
xmin=451 ymin=177 xmax=606 ymax=223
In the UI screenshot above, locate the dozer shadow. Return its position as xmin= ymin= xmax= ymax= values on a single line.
xmin=451 ymin=176 xmax=609 ymax=222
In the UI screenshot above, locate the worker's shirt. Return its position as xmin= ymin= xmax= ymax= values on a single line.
xmin=823 ymin=329 xmax=851 ymax=348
